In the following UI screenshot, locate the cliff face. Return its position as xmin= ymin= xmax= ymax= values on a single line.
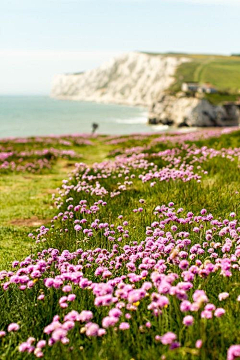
xmin=149 ymin=94 xmax=240 ymax=127
xmin=51 ymin=52 xmax=189 ymax=106
xmin=51 ymin=52 xmax=239 ymax=127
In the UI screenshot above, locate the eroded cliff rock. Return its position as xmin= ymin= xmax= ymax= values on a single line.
xmin=51 ymin=52 xmax=189 ymax=106
xmin=149 ymin=95 xmax=240 ymax=127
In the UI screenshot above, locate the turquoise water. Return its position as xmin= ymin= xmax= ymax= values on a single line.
xmin=0 ymin=96 xmax=161 ymax=138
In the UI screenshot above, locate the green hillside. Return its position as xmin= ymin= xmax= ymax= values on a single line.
xmin=171 ymin=55 xmax=240 ymax=104
xmin=144 ymin=52 xmax=240 ymax=104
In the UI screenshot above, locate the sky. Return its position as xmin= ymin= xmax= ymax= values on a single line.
xmin=0 ymin=0 xmax=240 ymax=95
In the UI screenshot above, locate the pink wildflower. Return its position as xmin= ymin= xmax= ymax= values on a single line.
xmin=160 ymin=332 xmax=177 ymax=345
xmin=119 ymin=322 xmax=130 ymax=330
xmin=218 ymin=292 xmax=229 ymax=301
xmin=8 ymin=323 xmax=19 ymax=332
xmin=196 ymin=339 xmax=203 ymax=349
xmin=214 ymin=308 xmax=225 ymax=317
xmin=183 ymin=315 xmax=194 ymax=326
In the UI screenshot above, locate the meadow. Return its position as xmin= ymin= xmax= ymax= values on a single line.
xmin=165 ymin=54 xmax=240 ymax=104
xmin=0 ymin=128 xmax=239 ymax=360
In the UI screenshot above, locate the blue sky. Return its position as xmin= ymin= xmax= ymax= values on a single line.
xmin=1 ymin=0 xmax=240 ymax=94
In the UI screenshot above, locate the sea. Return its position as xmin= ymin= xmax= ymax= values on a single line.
xmin=0 ymin=96 xmax=168 ymax=139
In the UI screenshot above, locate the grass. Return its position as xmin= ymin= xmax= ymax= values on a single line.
xmin=0 ymin=133 xmax=161 ymax=268
xmin=0 ymin=136 xmax=116 ymax=269
xmin=0 ymin=163 xmax=68 ymax=268
xmin=141 ymin=51 xmax=240 ymax=104
xmin=160 ymin=54 xmax=240 ymax=103
xmin=0 ymin=130 xmax=239 ymax=360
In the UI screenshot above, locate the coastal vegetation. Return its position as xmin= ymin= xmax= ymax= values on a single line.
xmin=0 ymin=129 xmax=239 ymax=359
xmin=167 ymin=54 xmax=240 ymax=104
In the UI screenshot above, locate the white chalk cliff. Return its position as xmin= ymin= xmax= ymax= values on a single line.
xmin=51 ymin=52 xmax=188 ymax=106
xmin=51 ymin=52 xmax=240 ymax=127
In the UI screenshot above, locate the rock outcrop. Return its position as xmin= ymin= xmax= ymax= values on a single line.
xmin=149 ymin=94 xmax=240 ymax=127
xmin=51 ymin=52 xmax=189 ymax=106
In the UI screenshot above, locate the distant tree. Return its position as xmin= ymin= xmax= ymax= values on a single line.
xmin=92 ymin=123 xmax=99 ymax=135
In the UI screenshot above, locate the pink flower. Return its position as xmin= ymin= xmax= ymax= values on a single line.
xmin=34 ymin=348 xmax=44 ymax=358
xmin=183 ymin=315 xmax=194 ymax=326
xmin=102 ymin=316 xmax=118 ymax=328
xmin=19 ymin=342 xmax=30 ymax=352
xmin=160 ymin=332 xmax=177 ymax=345
xmin=227 ymin=345 xmax=240 ymax=360
xmin=74 ymin=225 xmax=82 ymax=231
xmin=218 ymin=292 xmax=229 ymax=301
xmin=196 ymin=339 xmax=202 ymax=349
xmin=0 ymin=331 xmax=6 ymax=337
xmin=170 ymin=342 xmax=180 ymax=350
xmin=179 ymin=260 xmax=189 ymax=270
xmin=60 ymin=302 xmax=68 ymax=309
xmin=109 ymin=308 xmax=122 ymax=318
xmin=119 ymin=322 xmax=130 ymax=330
xmin=52 ymin=328 xmax=67 ymax=341
xmin=98 ymin=328 xmax=106 ymax=336
xmin=86 ymin=323 xmax=99 ymax=337
xmin=62 ymin=285 xmax=72 ymax=293
xmin=36 ymin=340 xmax=46 ymax=349
xmin=8 ymin=323 xmax=19 ymax=332
xmin=205 ymin=304 xmax=216 ymax=311
xmin=67 ymin=294 xmax=76 ymax=302
xmin=201 ymin=310 xmax=212 ymax=319
xmin=214 ymin=308 xmax=225 ymax=317
xmin=62 ymin=321 xmax=75 ymax=331
xmin=79 ymin=311 xmax=93 ymax=322
xmin=45 ymin=278 xmax=54 ymax=288
xmin=27 ymin=337 xmax=35 ymax=344
xmin=193 ymin=290 xmax=208 ymax=304
xmin=180 ymin=300 xmax=191 ymax=312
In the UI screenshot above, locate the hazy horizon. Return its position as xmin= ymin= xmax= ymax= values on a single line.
xmin=1 ymin=50 xmax=238 ymax=97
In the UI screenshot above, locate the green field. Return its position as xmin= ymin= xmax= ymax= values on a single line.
xmin=0 ymin=136 xmax=114 ymax=269
xmin=0 ymin=129 xmax=239 ymax=360
xmin=144 ymin=52 xmax=240 ymax=104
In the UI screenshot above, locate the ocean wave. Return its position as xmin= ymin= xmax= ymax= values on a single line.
xmin=115 ymin=115 xmax=148 ymax=125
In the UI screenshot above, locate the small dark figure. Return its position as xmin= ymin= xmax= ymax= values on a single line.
xmin=92 ymin=123 xmax=99 ymax=135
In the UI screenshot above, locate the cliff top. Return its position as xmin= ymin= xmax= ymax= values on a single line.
xmin=139 ymin=51 xmax=240 ymax=104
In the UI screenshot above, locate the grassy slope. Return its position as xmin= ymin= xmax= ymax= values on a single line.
xmin=0 ymin=131 xmax=239 ymax=360
xmin=0 ymin=138 xmax=114 ymax=269
xmin=1 ymin=134 xmax=160 ymax=269
xmin=0 ymin=169 xmax=63 ymax=267
xmin=1 ymin=132 xmax=239 ymax=269
xmin=143 ymin=52 xmax=240 ymax=104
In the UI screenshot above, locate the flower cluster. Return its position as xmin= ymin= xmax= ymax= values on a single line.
xmin=0 ymin=128 xmax=239 ymax=359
